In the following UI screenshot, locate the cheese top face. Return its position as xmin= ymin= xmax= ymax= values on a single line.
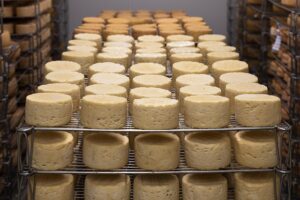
xmin=173 ymin=61 xmax=208 ymax=73
xmin=186 ymin=131 xmax=229 ymax=144
xmin=130 ymin=63 xmax=166 ymax=74
xmin=207 ymin=51 xmax=239 ymax=59
xmin=138 ymin=35 xmax=165 ymax=43
xmin=135 ymin=53 xmax=166 ymax=59
xmin=102 ymin=47 xmax=132 ymax=55
xmin=185 ymin=95 xmax=229 ymax=104
xmin=107 ymin=34 xmax=134 ymax=43
xmin=182 ymin=16 xmax=204 ymax=23
xmin=206 ymin=45 xmax=236 ymax=53
xmin=74 ymin=33 xmax=101 ymax=41
xmin=133 ymin=75 xmax=171 ymax=86
xmin=107 ymin=18 xmax=130 ymax=24
xmin=45 ymin=71 xmax=84 ymax=83
xmin=67 ymin=45 xmax=98 ymax=54
xmin=167 ymin=41 xmax=195 ymax=49
xmin=90 ymin=73 xmax=129 ymax=85
xmin=170 ymin=47 xmax=200 ymax=54
xmin=171 ymin=53 xmax=203 ymax=59
xmin=45 ymin=61 xmax=81 ymax=73
xmin=176 ymin=74 xmax=215 ymax=86
xmin=135 ymin=174 xmax=179 ymax=186
xmin=136 ymin=48 xmax=166 ymax=54
xmin=180 ymin=85 xmax=221 ymax=95
xmin=68 ymin=39 xmax=97 ymax=48
xmin=130 ymin=87 xmax=171 ymax=98
xmin=198 ymin=34 xmax=226 ymax=42
xmin=85 ymin=84 xmax=127 ymax=96
xmin=35 ymin=131 xmax=73 ymax=145
xmin=97 ymin=52 xmax=128 ymax=59
xmin=104 ymin=42 xmax=132 ymax=49
xmin=38 ymin=83 xmax=79 ymax=93
xmin=212 ymin=60 xmax=248 ymax=72
xmin=197 ymin=41 xmax=226 ymax=49
xmin=134 ymin=97 xmax=178 ymax=107
xmin=89 ymin=62 xmax=126 ymax=74
xmin=226 ymin=82 xmax=268 ymax=94
xmin=85 ymin=132 xmax=128 ymax=146
xmin=83 ymin=17 xmax=104 ymax=24
xmin=167 ymin=34 xmax=194 ymax=42
xmin=157 ymin=18 xmax=179 ymax=24
xmin=62 ymin=51 xmax=94 ymax=59
xmin=235 ymin=94 xmax=280 ymax=102
xmin=83 ymin=94 xmax=127 ymax=105
xmin=135 ymin=42 xmax=164 ymax=49
xmin=220 ymin=72 xmax=258 ymax=84
xmin=35 ymin=174 xmax=73 ymax=187
xmin=27 ymin=93 xmax=72 ymax=104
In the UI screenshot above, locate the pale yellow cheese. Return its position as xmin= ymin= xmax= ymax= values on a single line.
xmin=62 ymin=51 xmax=95 ymax=74
xmin=135 ymin=133 xmax=180 ymax=170
xmin=198 ymin=34 xmax=226 ymax=42
xmin=135 ymin=53 xmax=167 ymax=66
xmin=170 ymin=53 xmax=203 ymax=64
xmin=137 ymin=35 xmax=165 ymax=43
xmin=132 ymin=75 xmax=171 ymax=90
xmin=107 ymin=34 xmax=134 ymax=43
xmin=197 ymin=41 xmax=226 ymax=55
xmin=169 ymin=47 xmax=200 ymax=55
xmin=173 ymin=61 xmax=208 ymax=84
xmin=83 ymin=17 xmax=105 ymax=24
xmin=83 ymin=133 xmax=128 ymax=169
xmin=102 ymin=47 xmax=132 ymax=66
xmin=96 ymin=52 xmax=129 ymax=69
xmin=68 ymin=39 xmax=98 ymax=48
xmin=166 ymin=41 xmax=195 ymax=51
xmin=207 ymin=52 xmax=239 ymax=69
xmin=80 ymin=95 xmax=127 ymax=128
xmin=74 ymin=33 xmax=102 ymax=48
xmin=84 ymin=84 xmax=127 ymax=98
xmin=135 ymin=42 xmax=164 ymax=49
xmin=175 ymin=74 xmax=215 ymax=93
xmin=129 ymin=63 xmax=166 ymax=79
xmin=136 ymin=48 xmax=166 ymax=54
xmin=90 ymin=73 xmax=130 ymax=90
xmin=104 ymin=41 xmax=133 ymax=50
xmin=88 ymin=62 xmax=126 ymax=78
xmin=206 ymin=45 xmax=236 ymax=54
xmin=45 ymin=61 xmax=81 ymax=74
xmin=67 ymin=45 xmax=98 ymax=57
xmin=166 ymin=34 xmax=194 ymax=42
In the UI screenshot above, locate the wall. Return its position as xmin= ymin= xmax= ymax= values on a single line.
xmin=69 ymin=0 xmax=227 ymax=38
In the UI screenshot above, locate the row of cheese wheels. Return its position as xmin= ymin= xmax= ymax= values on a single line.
xmin=31 ymin=172 xmax=276 ymax=200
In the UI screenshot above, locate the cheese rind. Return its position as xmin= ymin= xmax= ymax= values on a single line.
xmin=90 ymin=73 xmax=130 ymax=90
xmin=132 ymin=75 xmax=171 ymax=90
xmin=129 ymin=63 xmax=166 ymax=79
xmin=88 ymin=62 xmax=125 ymax=77
xmin=25 ymin=93 xmax=72 ymax=126
xmin=67 ymin=45 xmax=98 ymax=56
xmin=167 ymin=34 xmax=194 ymax=42
xmin=107 ymin=34 xmax=134 ymax=43
xmin=80 ymin=95 xmax=127 ymax=128
xmin=175 ymin=74 xmax=215 ymax=93
xmin=135 ymin=133 xmax=180 ymax=170
xmin=184 ymin=132 xmax=231 ymax=169
xmin=132 ymin=98 xmax=179 ymax=129
xmin=169 ymin=47 xmax=200 ymax=55
xmin=173 ymin=61 xmax=208 ymax=84
xmin=62 ymin=51 xmax=95 ymax=74
xmin=207 ymin=52 xmax=239 ymax=69
xmin=96 ymin=52 xmax=129 ymax=69
xmin=198 ymin=34 xmax=226 ymax=42
xmin=137 ymin=35 xmax=165 ymax=43
xmin=83 ymin=133 xmax=129 ymax=169
xmin=32 ymin=131 xmax=74 ymax=170
xmin=235 ymin=94 xmax=281 ymax=126
xmin=45 ymin=61 xmax=81 ymax=74
xmin=135 ymin=53 xmax=167 ymax=66
xmin=170 ymin=53 xmax=203 ymax=64
xmin=68 ymin=39 xmax=98 ymax=48
xmin=85 ymin=84 xmax=127 ymax=98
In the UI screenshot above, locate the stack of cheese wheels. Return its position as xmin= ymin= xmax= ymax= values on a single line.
xmin=67 ymin=45 xmax=98 ymax=57
xmin=182 ymin=174 xmax=228 ymax=200
xmin=170 ymin=53 xmax=203 ymax=64
xmin=134 ymin=133 xmax=180 ymax=170
xmin=85 ymin=174 xmax=130 ymax=200
xmin=62 ymin=51 xmax=95 ymax=74
xmin=68 ymin=39 xmax=98 ymax=49
xmin=45 ymin=71 xmax=85 ymax=95
xmin=129 ymin=87 xmax=171 ymax=113
xmin=235 ymin=94 xmax=281 ymax=126
xmin=32 ymin=131 xmax=74 ymax=170
xmin=184 ymin=132 xmax=231 ymax=169
xmin=132 ymin=75 xmax=171 ymax=90
xmin=166 ymin=34 xmax=194 ymax=42
xmin=96 ymin=52 xmax=129 ymax=70
xmin=29 ymin=174 xmax=74 ymax=200
xmin=219 ymin=72 xmax=258 ymax=94
xmin=88 ymin=62 xmax=126 ymax=78
xmin=83 ymin=133 xmax=128 ymax=169
xmin=80 ymin=95 xmax=127 ymax=129
xmin=37 ymin=83 xmax=80 ymax=112
xmin=135 ymin=53 xmax=167 ymax=66
xmin=102 ymin=47 xmax=132 ymax=66
xmin=211 ymin=60 xmax=249 ymax=84
xmin=198 ymin=34 xmax=226 ymax=42
xmin=129 ymin=63 xmax=166 ymax=80
xmin=175 ymin=74 xmax=215 ymax=94
xmin=137 ymin=35 xmax=165 ymax=43
xmin=25 ymin=93 xmax=73 ymax=126
xmin=179 ymin=85 xmax=221 ymax=113
xmin=90 ymin=73 xmax=130 ymax=90
xmin=234 ymin=173 xmax=275 ymax=200
xmin=207 ymin=51 xmax=240 ymax=70
xmin=85 ymin=84 xmax=127 ymax=98
xmin=107 ymin=34 xmax=134 ymax=44
xmin=225 ymin=82 xmax=268 ymax=114
xmin=232 ymin=130 xmax=277 ymax=168
xmin=44 ymin=61 xmax=81 ymax=75
xmin=134 ymin=174 xmax=179 ymax=200
xmin=132 ymin=98 xmax=179 ymax=129
xmin=74 ymin=33 xmax=102 ymax=49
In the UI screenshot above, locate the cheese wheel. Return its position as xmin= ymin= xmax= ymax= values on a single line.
xmin=135 ymin=42 xmax=164 ymax=50
xmin=138 ymin=35 xmax=165 ymax=43
xmin=197 ymin=41 xmax=226 ymax=55
xmin=136 ymin=48 xmax=166 ymax=54
xmin=207 ymin=52 xmax=239 ymax=69
xmin=88 ymin=62 xmax=125 ymax=78
xmin=25 ymin=93 xmax=72 ymax=126
xmin=135 ymin=53 xmax=167 ymax=66
xmin=104 ymin=42 xmax=133 ymax=50
xmin=32 ymin=131 xmax=73 ymax=170
xmin=90 ymin=73 xmax=130 ymax=90
xmin=235 ymin=94 xmax=281 ymax=126
xmin=129 ymin=63 xmax=166 ymax=79
xmin=83 ymin=133 xmax=128 ymax=169
xmin=184 ymin=132 xmax=231 ymax=169
xmin=167 ymin=34 xmax=194 ymax=42
xmin=45 ymin=71 xmax=85 ymax=95
xmin=225 ymin=83 xmax=268 ymax=114
xmin=74 ymin=33 xmax=102 ymax=48
xmin=62 ymin=51 xmax=95 ymax=74
xmin=166 ymin=41 xmax=195 ymax=51
xmin=169 ymin=47 xmax=200 ymax=55
xmin=67 ymin=45 xmax=98 ymax=56
xmin=84 ymin=84 xmax=127 ymax=98
xmin=235 ymin=173 xmax=275 ymax=200
xmin=30 ymin=174 xmax=74 ymax=200
xmin=211 ymin=60 xmax=249 ymax=84
xmin=182 ymin=174 xmax=228 ymax=200
xmin=132 ymin=98 xmax=179 ymax=129
xmin=175 ymin=74 xmax=215 ymax=93
xmin=45 ymin=61 xmax=81 ymax=74
xmin=68 ymin=39 xmax=98 ymax=48
xmin=96 ymin=52 xmax=129 ymax=69
xmin=233 ymin=131 xmax=277 ymax=168
xmin=170 ymin=53 xmax=203 ymax=64
xmin=107 ymin=34 xmax=134 ymax=43
xmin=81 ymin=95 xmax=127 ymax=128
xmin=85 ymin=174 xmax=130 ymax=200
xmin=184 ymin=95 xmax=230 ymax=128
xmin=179 ymin=85 xmax=221 ymax=113
xmin=135 ymin=133 xmax=179 ymax=170
xmin=134 ymin=175 xmax=179 ymax=200
xmin=198 ymin=34 xmax=226 ymax=42
xmin=83 ymin=17 xmax=105 ymax=24
xmin=132 ymin=75 xmax=171 ymax=90
xmin=182 ymin=16 xmax=204 ymax=23
xmin=206 ymin=45 xmax=236 ymax=54
xmin=219 ymin=72 xmax=258 ymax=94
xmin=38 ymin=83 xmax=80 ymax=112
xmin=173 ymin=61 xmax=208 ymax=84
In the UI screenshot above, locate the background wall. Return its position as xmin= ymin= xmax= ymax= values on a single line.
xmin=69 ymin=0 xmax=227 ymax=38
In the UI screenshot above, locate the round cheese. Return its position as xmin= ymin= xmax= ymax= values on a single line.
xmin=81 ymin=95 xmax=127 ymax=128
xmin=198 ymin=34 xmax=226 ymax=42
xmin=135 ymin=53 xmax=167 ymax=66
xmin=107 ymin=18 xmax=130 ymax=24
xmin=102 ymin=47 xmax=132 ymax=66
xmin=206 ymin=45 xmax=236 ymax=54
xmin=132 ymin=75 xmax=171 ymax=90
xmin=235 ymin=94 xmax=281 ymax=126
xmin=182 ymin=16 xmax=204 ymax=23
xmin=74 ymin=33 xmax=102 ymax=48
xmin=197 ymin=41 xmax=226 ymax=55
xmin=235 ymin=173 xmax=275 ymax=200
xmin=170 ymin=53 xmax=203 ymax=64
xmin=166 ymin=41 xmax=195 ymax=51
xmin=45 ymin=61 xmax=81 ymax=74
xmin=38 ymin=83 xmax=80 ymax=112
xmin=169 ymin=47 xmax=200 ymax=55
xmin=135 ymin=133 xmax=180 ymax=170
xmin=90 ymin=73 xmax=130 ymax=90
xmin=166 ymin=34 xmax=194 ymax=42
xmin=84 ymin=84 xmax=127 ymax=98
xmin=184 ymin=132 xmax=231 ymax=169
xmin=25 ymin=93 xmax=72 ymax=126
xmin=136 ymin=48 xmax=166 ymax=54
xmin=134 ymin=174 xmax=179 ymax=200
xmin=32 ymin=131 xmax=74 ymax=170
xmin=132 ymin=98 xmax=179 ymax=129
xmin=179 ymin=85 xmax=221 ymax=113
xmin=83 ymin=133 xmax=129 ymax=169
xmin=135 ymin=42 xmax=164 ymax=49
xmin=62 ymin=51 xmax=95 ymax=74
xmin=96 ymin=52 xmax=129 ymax=69
xmin=173 ymin=61 xmax=208 ymax=84
xmin=157 ymin=18 xmax=179 ymax=24
xmin=137 ymin=35 xmax=165 ymax=43
xmin=233 ymin=131 xmax=277 ymax=168
xmin=103 ymin=29 xmax=129 ymax=40
xmin=219 ymin=72 xmax=258 ymax=94
xmin=83 ymin=17 xmax=105 ymax=24
xmin=67 ymin=45 xmax=98 ymax=57
xmin=184 ymin=95 xmax=230 ymax=128
xmin=175 ymin=74 xmax=215 ymax=93
xmin=182 ymin=174 xmax=228 ymax=200
xmin=88 ymin=62 xmax=125 ymax=78
xmin=31 ymin=174 xmax=74 ymax=200
xmin=68 ymin=39 xmax=98 ymax=48
xmin=207 ymin=52 xmax=239 ymax=69
xmin=107 ymin=34 xmax=134 ymax=43
xmin=104 ymin=42 xmax=133 ymax=50
xmin=129 ymin=63 xmax=166 ymax=79
xmin=225 ymin=83 xmax=268 ymax=114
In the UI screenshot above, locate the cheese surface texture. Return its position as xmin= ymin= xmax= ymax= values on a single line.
xmin=207 ymin=52 xmax=239 ymax=69
xmin=132 ymin=75 xmax=171 ymax=90
xmin=173 ymin=61 xmax=209 ymax=84
xmin=170 ymin=53 xmax=203 ymax=64
xmin=176 ymin=74 xmax=215 ymax=94
xmin=90 ymin=73 xmax=130 ymax=90
xmin=88 ymin=62 xmax=125 ymax=77
xmin=135 ymin=53 xmax=167 ymax=66
xmin=62 ymin=51 xmax=95 ymax=74
xmin=198 ymin=34 xmax=226 ymax=42
xmin=96 ymin=52 xmax=129 ymax=69
xmin=129 ymin=63 xmax=166 ymax=79
xmin=45 ymin=61 xmax=81 ymax=74
xmin=84 ymin=84 xmax=127 ymax=98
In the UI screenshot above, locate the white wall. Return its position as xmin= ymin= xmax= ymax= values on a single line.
xmin=69 ymin=0 xmax=227 ymax=38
